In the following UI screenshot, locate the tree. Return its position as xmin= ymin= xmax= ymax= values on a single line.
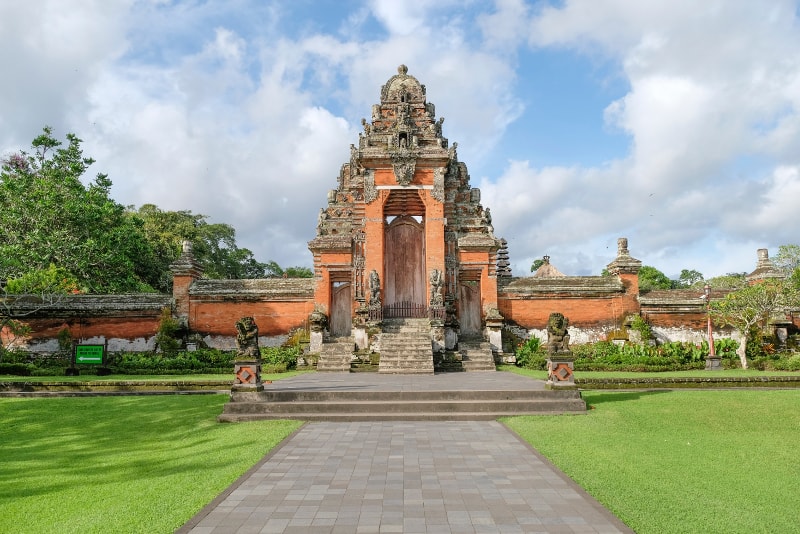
xmin=705 ymin=272 xmax=747 ymax=289
xmin=711 ymin=279 xmax=800 ymax=369
xmin=530 ymin=258 xmax=545 ymax=272
xmin=677 ymin=269 xmax=704 ymax=288
xmin=638 ymin=266 xmax=674 ymax=291
xmin=263 ymin=261 xmax=313 ymax=278
xmin=773 ymin=244 xmax=800 ymax=274
xmin=284 ymin=266 xmax=313 ymax=278
xmin=0 ymin=127 xmax=159 ymax=293
xmin=774 ymin=244 xmax=800 ymax=289
xmin=131 ymin=204 xmax=271 ymax=291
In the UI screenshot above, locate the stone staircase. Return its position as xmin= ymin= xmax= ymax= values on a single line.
xmin=458 ymin=338 xmax=496 ymax=372
xmin=218 ymin=388 xmax=587 ymax=422
xmin=378 ymin=318 xmax=434 ymax=374
xmin=316 ymin=337 xmax=355 ymax=372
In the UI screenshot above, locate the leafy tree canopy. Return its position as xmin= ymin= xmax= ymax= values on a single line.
xmin=774 ymin=244 xmax=800 ymax=289
xmin=711 ymin=278 xmax=800 ymax=368
xmin=130 ymin=204 xmax=273 ymax=291
xmin=530 ymin=258 xmax=545 ymax=272
xmin=773 ymin=244 xmax=800 ymax=273
xmin=1 ymin=127 xmax=305 ymax=295
xmin=264 ymin=261 xmax=313 ymax=279
xmin=638 ymin=265 xmax=674 ymax=291
xmin=0 ymin=127 xmax=159 ymax=293
xmin=705 ymin=272 xmax=747 ymax=289
xmin=676 ymin=269 xmax=704 ymax=288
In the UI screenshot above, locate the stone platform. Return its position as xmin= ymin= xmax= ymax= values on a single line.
xmin=218 ymin=372 xmax=586 ymax=422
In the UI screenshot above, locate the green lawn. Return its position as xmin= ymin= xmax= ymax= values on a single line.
xmin=0 ymin=395 xmax=301 ymax=533
xmin=499 ymin=364 xmax=800 ymax=380
xmin=0 ymin=370 xmax=311 ymax=382
xmin=504 ymin=389 xmax=800 ymax=534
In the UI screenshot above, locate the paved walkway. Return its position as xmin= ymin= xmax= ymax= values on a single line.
xmin=179 ymin=418 xmax=632 ymax=533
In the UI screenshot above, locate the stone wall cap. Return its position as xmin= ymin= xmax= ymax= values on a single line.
xmin=501 ymin=276 xmax=624 ymax=293
xmin=190 ymin=278 xmax=314 ymax=297
xmin=6 ymin=293 xmax=172 ymax=316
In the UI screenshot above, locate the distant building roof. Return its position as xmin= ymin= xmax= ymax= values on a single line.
xmin=532 ymin=256 xmax=565 ymax=278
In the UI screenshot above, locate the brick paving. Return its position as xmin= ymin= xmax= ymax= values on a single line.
xmin=179 ymin=419 xmax=632 ymax=533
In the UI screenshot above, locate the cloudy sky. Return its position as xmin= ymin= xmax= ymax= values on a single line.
xmin=2 ymin=0 xmax=799 ymax=280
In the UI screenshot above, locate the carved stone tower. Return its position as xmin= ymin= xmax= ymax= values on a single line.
xmin=308 ymin=65 xmax=500 ymax=347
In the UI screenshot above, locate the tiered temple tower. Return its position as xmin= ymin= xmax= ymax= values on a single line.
xmin=308 ymin=65 xmax=500 ymax=351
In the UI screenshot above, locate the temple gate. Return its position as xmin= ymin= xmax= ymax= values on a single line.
xmin=308 ymin=65 xmax=501 ymax=373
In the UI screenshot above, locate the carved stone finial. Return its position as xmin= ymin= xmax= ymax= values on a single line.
xmin=181 ymin=240 xmax=192 ymax=254
xmin=398 ymin=64 xmax=408 ymax=75
xmin=606 ymin=237 xmax=641 ymax=276
xmin=618 ymin=237 xmax=629 ymax=256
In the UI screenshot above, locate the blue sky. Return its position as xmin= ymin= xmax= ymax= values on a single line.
xmin=2 ymin=0 xmax=799 ymax=280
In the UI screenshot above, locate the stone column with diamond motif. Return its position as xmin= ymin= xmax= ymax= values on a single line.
xmin=545 ymin=312 xmax=578 ymax=389
xmin=231 ymin=317 xmax=264 ymax=401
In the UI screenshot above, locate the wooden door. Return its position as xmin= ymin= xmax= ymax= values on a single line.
xmin=330 ymin=282 xmax=352 ymax=337
xmin=459 ymin=280 xmax=481 ymax=336
xmin=384 ymin=216 xmax=425 ymax=310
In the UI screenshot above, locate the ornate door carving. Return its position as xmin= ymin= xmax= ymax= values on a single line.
xmin=330 ymin=281 xmax=352 ymax=337
xmin=459 ymin=280 xmax=481 ymax=336
xmin=384 ymin=215 xmax=425 ymax=310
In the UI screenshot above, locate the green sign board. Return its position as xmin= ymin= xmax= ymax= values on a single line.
xmin=75 ymin=345 xmax=104 ymax=365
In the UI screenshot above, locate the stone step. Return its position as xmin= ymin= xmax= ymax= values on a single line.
xmin=218 ymin=391 xmax=586 ymax=421
xmin=378 ymin=326 xmax=434 ymax=374
xmin=221 ymin=399 xmax=587 ymax=415
xmin=317 ymin=338 xmax=355 ymax=372
xmin=219 ymin=411 xmax=582 ymax=422
xmin=459 ymin=341 xmax=496 ymax=372
xmin=253 ymin=389 xmax=583 ymax=402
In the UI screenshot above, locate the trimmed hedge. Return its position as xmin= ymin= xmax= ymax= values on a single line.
xmin=515 ymin=338 xmax=742 ymax=372
xmin=0 ymin=346 xmax=302 ymax=375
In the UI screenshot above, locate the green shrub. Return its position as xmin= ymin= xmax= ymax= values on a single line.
xmin=630 ymin=315 xmax=652 ymax=341
xmin=154 ymin=307 xmax=182 ymax=354
xmin=107 ymin=349 xmax=234 ymax=374
xmin=260 ymin=346 xmax=299 ymax=370
xmin=0 ymin=362 xmax=35 ymax=375
xmin=514 ymin=336 xmax=546 ymax=369
xmin=569 ymin=338 xmax=740 ymax=372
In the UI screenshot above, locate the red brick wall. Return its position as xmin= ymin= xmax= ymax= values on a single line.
xmin=11 ymin=315 xmax=162 ymax=343
xmin=499 ymin=295 xmax=632 ymax=329
xmin=189 ymin=299 xmax=315 ymax=337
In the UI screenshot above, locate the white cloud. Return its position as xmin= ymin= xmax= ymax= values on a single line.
xmin=3 ymin=0 xmax=799 ymax=281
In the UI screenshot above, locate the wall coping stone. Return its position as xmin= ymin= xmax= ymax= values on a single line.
xmin=189 ymin=278 xmax=314 ymax=298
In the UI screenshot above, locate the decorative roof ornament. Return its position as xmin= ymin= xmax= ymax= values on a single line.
xmin=606 ymin=237 xmax=642 ymax=276
xmin=533 ymin=255 xmax=566 ymax=278
xmin=746 ymin=248 xmax=785 ymax=283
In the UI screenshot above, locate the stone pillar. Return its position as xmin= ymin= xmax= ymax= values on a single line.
xmin=232 ymin=359 xmax=264 ymax=401
xmin=484 ymin=307 xmax=504 ymax=362
xmin=544 ymin=312 xmax=578 ymax=390
xmin=353 ymin=305 xmax=369 ymax=350
xmin=430 ymin=318 xmax=445 ymax=355
xmin=308 ymin=308 xmax=327 ymax=354
xmin=169 ymin=241 xmax=203 ymax=325
xmin=231 ymin=317 xmax=264 ymax=401
xmin=546 ymin=354 xmax=577 ymax=389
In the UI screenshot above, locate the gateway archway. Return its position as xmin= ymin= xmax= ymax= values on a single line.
xmin=384 ymin=214 xmax=425 ymax=317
